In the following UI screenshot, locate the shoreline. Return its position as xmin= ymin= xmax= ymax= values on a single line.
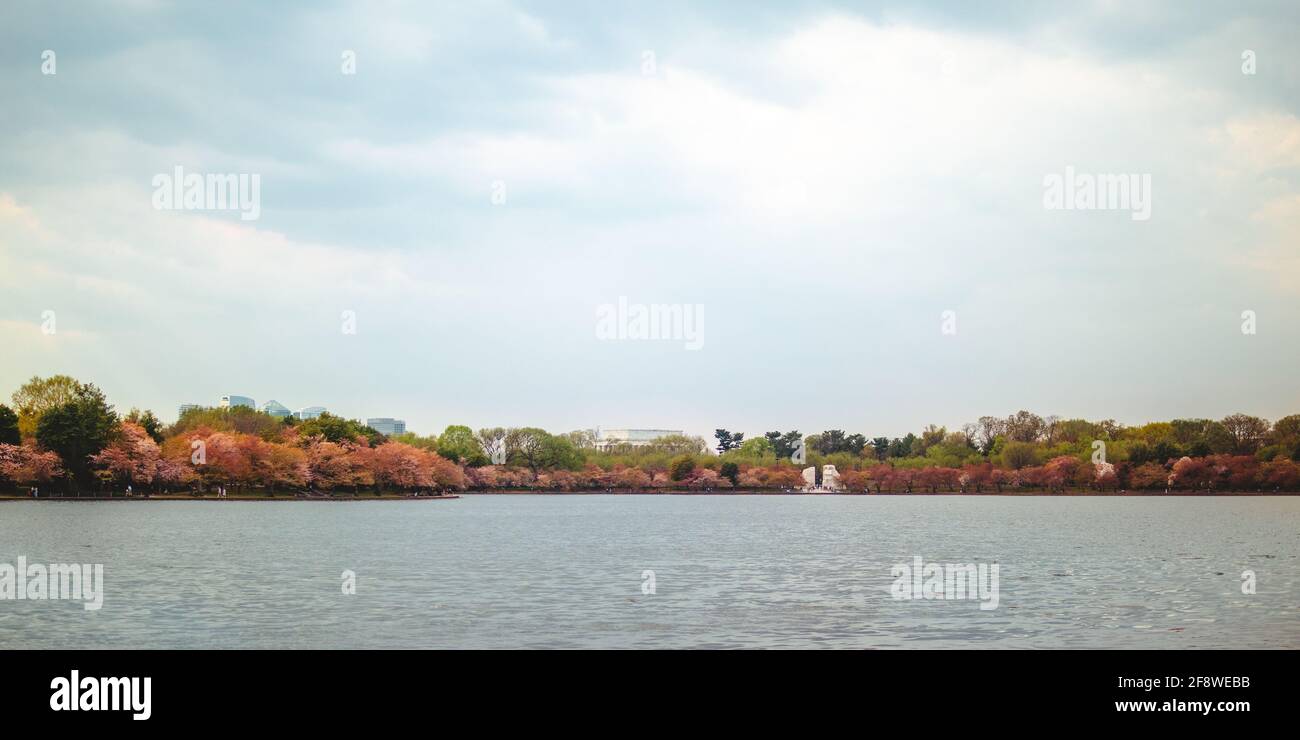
xmin=0 ymin=489 xmax=1293 ymax=501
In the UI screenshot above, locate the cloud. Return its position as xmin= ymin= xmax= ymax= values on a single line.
xmin=1 ymin=3 xmax=1298 ymax=434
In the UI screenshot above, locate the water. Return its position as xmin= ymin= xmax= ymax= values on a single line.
xmin=0 ymin=495 xmax=1295 ymax=649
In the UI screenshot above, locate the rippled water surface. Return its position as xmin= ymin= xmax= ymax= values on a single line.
xmin=0 ymin=495 xmax=1296 ymax=648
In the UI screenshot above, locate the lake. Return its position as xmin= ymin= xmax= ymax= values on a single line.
xmin=0 ymin=495 xmax=1295 ymax=648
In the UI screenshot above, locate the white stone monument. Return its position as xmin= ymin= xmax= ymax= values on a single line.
xmin=801 ymin=467 xmax=816 ymax=491
xmin=822 ymin=464 xmax=843 ymax=492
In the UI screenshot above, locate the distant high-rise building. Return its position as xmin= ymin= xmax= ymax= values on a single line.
xmin=178 ymin=403 xmax=201 ymax=419
xmin=367 ymin=418 xmax=406 ymax=436
xmin=295 ymin=406 xmax=327 ymax=420
xmin=262 ymin=400 xmax=291 ymax=418
xmin=220 ymin=395 xmax=255 ymax=410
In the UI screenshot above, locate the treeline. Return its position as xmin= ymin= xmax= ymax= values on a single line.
xmin=2 ymin=375 xmax=1299 ymax=495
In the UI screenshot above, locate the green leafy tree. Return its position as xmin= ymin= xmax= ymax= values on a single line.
xmin=1271 ymin=414 xmax=1300 ymax=459
xmin=174 ymin=405 xmax=284 ymax=439
xmin=719 ymin=461 xmax=739 ymax=486
xmin=294 ymin=413 xmax=383 ymax=445
xmin=501 ymin=428 xmax=582 ymax=476
xmin=1000 ymin=441 xmax=1038 ymax=470
xmin=811 ymin=430 xmax=867 ymax=455
xmin=561 ymin=429 xmax=597 ymax=449
xmin=843 ymin=433 xmax=867 ymax=456
xmin=540 ymin=435 xmax=583 ymax=471
xmin=506 ymin=427 xmax=552 ymax=476
xmin=1126 ymin=441 xmax=1152 ymax=466
xmin=764 ymin=430 xmax=802 ymax=460
xmin=125 ymin=408 xmax=164 ymax=443
xmin=11 ymin=374 xmax=82 ymax=438
xmin=734 ymin=436 xmax=774 ymax=460
xmin=645 ymin=434 xmax=707 ymax=455
xmin=390 ymin=432 xmax=439 ymax=451
xmin=714 ymin=429 xmax=744 ymax=454
xmin=888 ymin=434 xmax=917 ymax=458
xmin=35 ymin=383 xmax=118 ymax=486
xmin=669 ymin=455 xmax=696 ymax=481
xmin=437 ymin=425 xmax=489 ymax=466
xmin=0 ymin=404 xmax=19 ymax=445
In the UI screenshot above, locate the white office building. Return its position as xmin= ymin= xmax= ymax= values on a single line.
xmin=295 ymin=406 xmax=327 ymax=420
xmin=595 ymin=428 xmax=684 ymax=450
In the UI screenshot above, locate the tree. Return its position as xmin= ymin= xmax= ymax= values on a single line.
xmin=0 ymin=443 xmax=64 ymax=486
xmin=974 ymin=416 xmax=1005 ymax=454
xmin=669 ymin=455 xmax=695 ymax=481
xmin=502 ymin=427 xmax=580 ymax=477
xmin=642 ymin=434 xmax=708 ymax=455
xmin=476 ymin=427 xmax=507 ymax=462
xmin=293 ymin=413 xmax=383 ymax=446
xmin=888 ymin=434 xmax=917 ymax=458
xmin=370 ymin=442 xmax=430 ymax=491
xmin=1170 ymin=456 xmax=1212 ymax=490
xmin=714 ymin=429 xmax=744 ymax=454
xmin=1042 ymin=456 xmax=1079 ymax=492
xmin=1263 ymin=458 xmax=1300 ymax=490
xmin=615 ymin=467 xmax=652 ymax=490
xmin=1126 ymin=441 xmax=1152 ymax=466
xmin=506 ymin=427 xmax=550 ymax=477
xmin=719 ymin=461 xmax=740 ymax=486
xmin=734 ymin=436 xmax=774 ymax=460
xmin=1005 ymin=411 xmax=1046 ymax=443
xmin=1185 ymin=420 xmax=1233 ymax=455
xmin=843 ymin=433 xmax=867 ymax=456
xmin=11 ymin=374 xmax=82 ymax=438
xmin=90 ymin=421 xmax=164 ymax=489
xmin=1272 ymin=415 xmax=1300 ymax=448
xmin=173 ymin=404 xmax=284 ymax=439
xmin=764 ymin=431 xmax=802 ymax=460
xmin=561 ymin=429 xmax=597 ymax=449
xmin=34 ymin=383 xmax=118 ymax=486
xmin=389 ymin=432 xmax=438 ymax=451
xmin=764 ymin=431 xmax=783 ymax=454
xmin=1001 ymin=441 xmax=1037 ymax=470
xmin=303 ymin=438 xmax=355 ymax=491
xmin=917 ymin=425 xmax=946 ymax=455
xmin=1150 ymin=440 xmax=1183 ymax=463
xmin=0 ymin=404 xmax=19 ymax=445
xmin=1128 ymin=462 xmax=1168 ymax=490
xmin=437 ymin=425 xmax=489 ymax=466
xmin=812 ymin=429 xmax=845 ymax=455
xmin=258 ymin=443 xmax=308 ymax=493
xmin=125 ymin=408 xmax=164 ymax=444
xmin=871 ymin=437 xmax=890 ymax=460
xmin=1220 ymin=413 xmax=1269 ymax=455
xmin=539 ymin=434 xmax=583 ymax=472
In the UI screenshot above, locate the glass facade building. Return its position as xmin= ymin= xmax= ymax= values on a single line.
xmin=366 ymin=418 xmax=406 ymax=436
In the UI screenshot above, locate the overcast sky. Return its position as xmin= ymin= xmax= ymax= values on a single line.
xmin=1 ymin=1 xmax=1297 ymax=440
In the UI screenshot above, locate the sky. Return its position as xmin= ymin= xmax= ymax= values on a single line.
xmin=1 ymin=0 xmax=1298 ymax=441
